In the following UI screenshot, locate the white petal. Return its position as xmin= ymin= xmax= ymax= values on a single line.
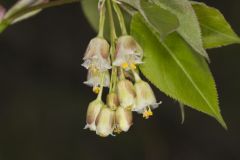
xmin=84 ymin=123 xmax=97 ymax=131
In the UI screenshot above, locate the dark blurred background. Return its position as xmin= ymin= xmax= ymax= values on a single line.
xmin=0 ymin=0 xmax=239 ymax=160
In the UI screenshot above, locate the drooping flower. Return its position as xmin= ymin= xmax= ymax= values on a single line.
xmin=82 ymin=37 xmax=111 ymax=71
xmin=96 ymin=107 xmax=115 ymax=137
xmin=131 ymin=70 xmax=161 ymax=119
xmin=113 ymin=35 xmax=143 ymax=70
xmin=84 ymin=99 xmax=104 ymax=131
xmin=133 ymin=79 xmax=162 ymax=119
xmin=115 ymin=107 xmax=132 ymax=132
xmin=82 ymin=37 xmax=111 ymax=93
xmin=117 ymin=79 xmax=136 ymax=109
xmin=84 ymin=66 xmax=110 ymax=89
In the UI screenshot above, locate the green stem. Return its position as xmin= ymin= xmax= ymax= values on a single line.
xmin=106 ymin=0 xmax=117 ymax=45
xmin=97 ymin=74 xmax=105 ymax=100
xmin=0 ymin=0 xmax=80 ymax=33
xmin=112 ymin=0 xmax=127 ymax=35
xmin=179 ymin=103 xmax=185 ymax=124
xmin=111 ymin=67 xmax=118 ymax=92
xmin=6 ymin=0 xmax=80 ymax=22
xmin=109 ymin=66 xmax=115 ymax=92
xmin=107 ymin=0 xmax=118 ymax=93
xmin=97 ymin=0 xmax=106 ymax=37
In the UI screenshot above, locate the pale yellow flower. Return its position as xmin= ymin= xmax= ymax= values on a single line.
xmin=133 ymin=80 xmax=161 ymax=118
xmin=115 ymin=107 xmax=133 ymax=132
xmin=96 ymin=107 xmax=115 ymax=137
xmin=117 ymin=79 xmax=136 ymax=109
xmin=84 ymin=99 xmax=104 ymax=131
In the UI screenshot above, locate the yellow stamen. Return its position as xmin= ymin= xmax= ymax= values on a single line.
xmin=114 ymin=126 xmax=122 ymax=134
xmin=130 ymin=63 xmax=137 ymax=70
xmin=121 ymin=62 xmax=129 ymax=69
xmin=93 ymin=86 xmax=100 ymax=94
xmin=142 ymin=107 xmax=153 ymax=119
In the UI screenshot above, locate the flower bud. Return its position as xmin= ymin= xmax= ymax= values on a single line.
xmin=84 ymin=67 xmax=110 ymax=88
xmin=113 ymin=35 xmax=143 ymax=70
xmin=107 ymin=92 xmax=119 ymax=110
xmin=117 ymin=79 xmax=136 ymax=109
xmin=133 ymin=80 xmax=161 ymax=117
xmin=82 ymin=37 xmax=111 ymax=71
xmin=84 ymin=99 xmax=104 ymax=131
xmin=115 ymin=107 xmax=133 ymax=132
xmin=96 ymin=107 xmax=115 ymax=137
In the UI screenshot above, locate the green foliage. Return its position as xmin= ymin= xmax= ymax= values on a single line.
xmin=1 ymin=0 xmax=240 ymax=128
xmin=81 ymin=0 xmax=99 ymax=32
xmin=131 ymin=14 xmax=226 ymax=128
xmin=192 ymin=2 xmax=240 ymax=49
xmin=120 ymin=0 xmax=179 ymax=38
xmin=150 ymin=0 xmax=209 ymax=59
xmin=140 ymin=0 xmax=180 ymax=39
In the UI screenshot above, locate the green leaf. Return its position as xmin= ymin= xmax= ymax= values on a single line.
xmin=192 ymin=2 xmax=240 ymax=49
xmin=131 ymin=14 xmax=226 ymax=128
xmin=151 ymin=0 xmax=209 ymax=59
xmin=140 ymin=0 xmax=180 ymax=39
xmin=81 ymin=0 xmax=99 ymax=32
xmin=120 ymin=0 xmax=179 ymax=39
xmin=118 ymin=0 xmax=137 ymax=7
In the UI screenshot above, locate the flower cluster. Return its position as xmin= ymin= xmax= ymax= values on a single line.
xmin=82 ymin=35 xmax=162 ymax=137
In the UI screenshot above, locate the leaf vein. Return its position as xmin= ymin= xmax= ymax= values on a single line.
xmin=161 ymin=42 xmax=219 ymax=117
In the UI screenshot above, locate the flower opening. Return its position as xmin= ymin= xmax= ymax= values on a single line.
xmin=84 ymin=66 xmax=110 ymax=88
xmin=113 ymin=35 xmax=143 ymax=70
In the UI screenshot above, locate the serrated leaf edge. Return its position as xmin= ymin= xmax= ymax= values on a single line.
xmin=132 ymin=15 xmax=227 ymax=128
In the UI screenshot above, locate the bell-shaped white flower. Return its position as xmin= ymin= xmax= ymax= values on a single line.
xmin=84 ymin=99 xmax=104 ymax=131
xmin=133 ymin=79 xmax=161 ymax=119
xmin=82 ymin=37 xmax=111 ymax=71
xmin=84 ymin=66 xmax=110 ymax=88
xmin=115 ymin=107 xmax=133 ymax=132
xmin=96 ymin=107 xmax=115 ymax=137
xmin=113 ymin=35 xmax=143 ymax=70
xmin=117 ymin=79 xmax=136 ymax=109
